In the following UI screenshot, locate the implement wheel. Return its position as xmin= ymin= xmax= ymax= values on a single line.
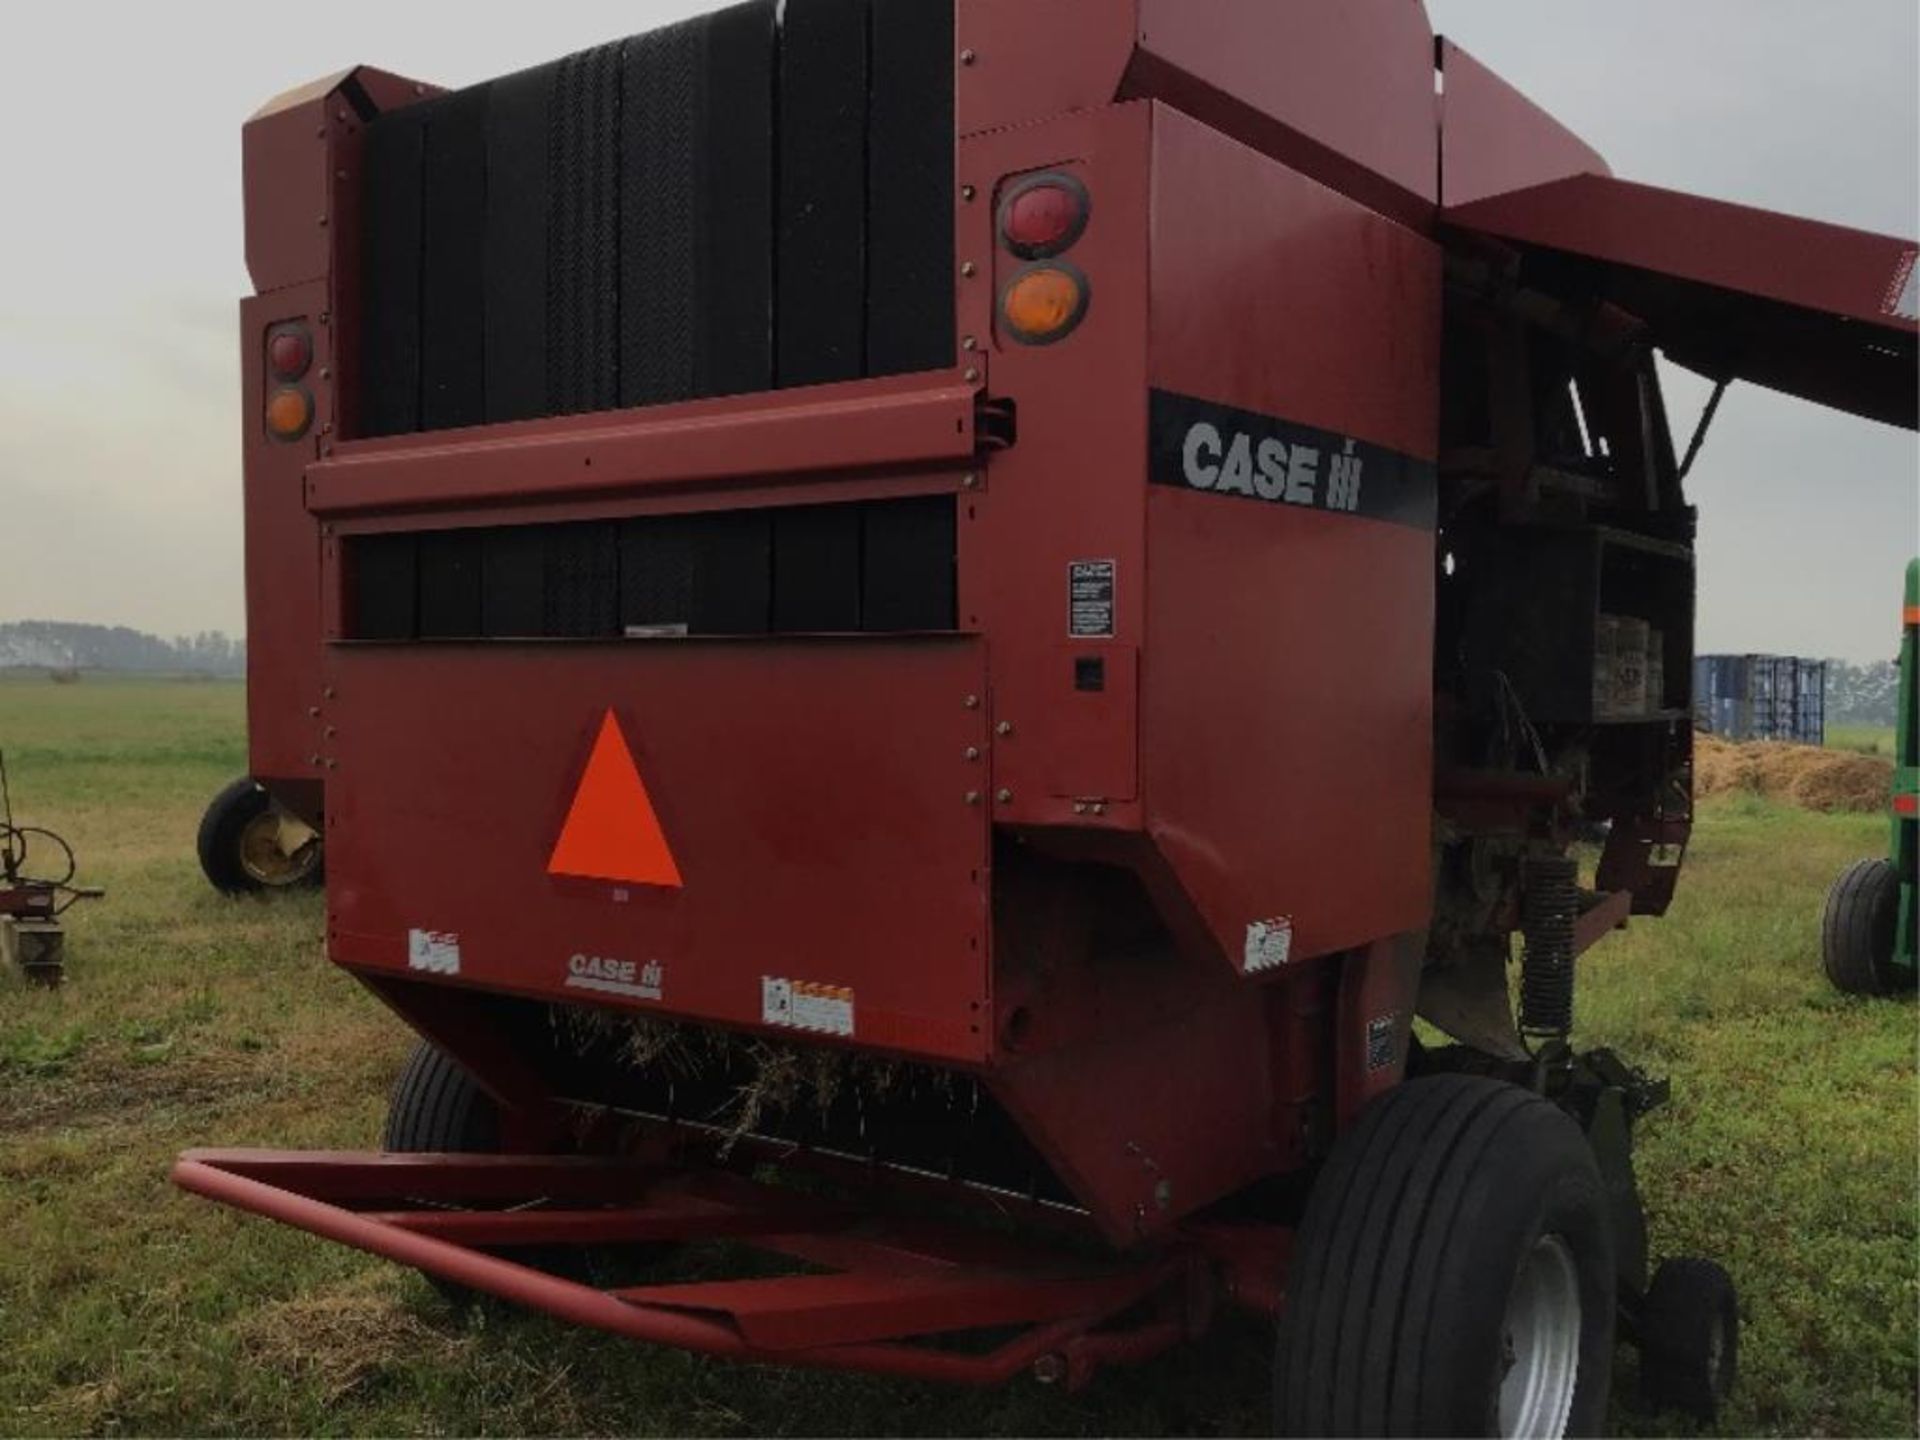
xmin=196 ymin=777 xmax=322 ymax=895
xmin=384 ymin=1041 xmax=666 ymax=1305
xmin=1274 ymin=1074 xmax=1616 ymax=1438
xmin=1821 ymin=858 xmax=1907 ymax=996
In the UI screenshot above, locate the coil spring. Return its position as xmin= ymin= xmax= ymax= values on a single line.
xmin=1520 ymin=855 xmax=1580 ymax=1041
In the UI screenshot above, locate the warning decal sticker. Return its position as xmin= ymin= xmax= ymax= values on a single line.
xmin=1069 ymin=560 xmax=1116 ymax=638
xmin=548 ymin=710 xmax=683 ymax=889
xmin=407 ymin=929 xmax=462 ymax=976
xmin=1366 ymin=1012 xmax=1402 ymax=1071
xmin=1244 ymin=917 xmax=1293 ymax=974
xmin=762 ymin=977 xmax=856 ymax=1037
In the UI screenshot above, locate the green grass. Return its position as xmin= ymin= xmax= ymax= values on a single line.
xmin=1827 ymin=725 xmax=1899 ymax=759
xmin=0 ymin=676 xmax=1914 ymax=1436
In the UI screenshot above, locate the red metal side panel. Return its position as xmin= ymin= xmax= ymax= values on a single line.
xmin=1445 ymin=175 xmax=1920 ymax=429
xmin=323 ymin=642 xmax=992 ymax=1063
xmin=1128 ymin=0 xmax=1439 ymax=219
xmin=955 ymin=0 xmax=1138 ymax=137
xmin=241 ymin=290 xmax=328 ymax=793
xmin=962 ymin=105 xmax=1153 ymax=825
xmin=242 ymin=100 xmax=332 ymax=294
xmin=1438 ymin=40 xmax=1610 ymax=209
xmin=1142 ymin=104 xmax=1441 ymax=968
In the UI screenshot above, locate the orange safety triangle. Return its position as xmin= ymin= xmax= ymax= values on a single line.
xmin=547 ymin=711 xmax=684 ymax=888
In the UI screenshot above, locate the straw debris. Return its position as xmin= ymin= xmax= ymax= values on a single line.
xmin=549 ymin=1006 xmax=957 ymax=1154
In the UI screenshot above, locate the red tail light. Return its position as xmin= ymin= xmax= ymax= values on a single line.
xmin=998 ymin=173 xmax=1090 ymax=260
xmin=267 ymin=324 xmax=312 ymax=381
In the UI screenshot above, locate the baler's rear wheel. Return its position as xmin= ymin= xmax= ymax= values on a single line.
xmin=197 ymin=778 xmax=322 ymax=895
xmin=383 ymin=1041 xmax=667 ymax=1307
xmin=1821 ymin=858 xmax=1909 ymax=996
xmin=1273 ymin=1074 xmax=1615 ymax=1439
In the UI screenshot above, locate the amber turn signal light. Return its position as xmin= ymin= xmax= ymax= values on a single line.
xmin=1001 ymin=263 xmax=1090 ymax=346
xmin=266 ymin=385 xmax=314 ymax=442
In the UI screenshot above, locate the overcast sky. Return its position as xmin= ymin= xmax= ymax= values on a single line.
xmin=0 ymin=1 xmax=1913 ymax=660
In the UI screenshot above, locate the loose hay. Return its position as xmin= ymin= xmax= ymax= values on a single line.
xmin=1694 ymin=734 xmax=1892 ymax=813
xmin=549 ymin=1005 xmax=955 ymax=1153
xmin=236 ymin=1269 xmax=472 ymax=1402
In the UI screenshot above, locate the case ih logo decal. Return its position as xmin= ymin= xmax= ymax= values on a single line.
xmin=1149 ymin=390 xmax=1437 ymax=531
xmin=565 ymin=953 xmax=664 ymax=1002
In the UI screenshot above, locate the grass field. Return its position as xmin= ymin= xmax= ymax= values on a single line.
xmin=1 ymin=676 xmax=1914 ymax=1437
xmin=1828 ymin=725 xmax=1900 ymax=760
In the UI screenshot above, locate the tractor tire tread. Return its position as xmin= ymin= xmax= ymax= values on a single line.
xmin=1822 ymin=857 xmax=1903 ymax=996
xmin=1275 ymin=1073 xmax=1615 ymax=1438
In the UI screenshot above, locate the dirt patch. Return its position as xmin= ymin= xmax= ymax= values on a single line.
xmin=1695 ymin=734 xmax=1893 ymax=813
xmin=0 ymin=1048 xmax=262 ymax=1132
xmin=236 ymin=1269 xmax=472 ymax=1402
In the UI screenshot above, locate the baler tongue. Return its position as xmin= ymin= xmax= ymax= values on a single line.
xmin=1444 ymin=173 xmax=1919 ymax=430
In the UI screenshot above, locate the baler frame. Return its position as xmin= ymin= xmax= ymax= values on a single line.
xmin=180 ymin=0 xmax=1916 ymax=1429
xmin=173 ymin=1148 xmax=1243 ymax=1388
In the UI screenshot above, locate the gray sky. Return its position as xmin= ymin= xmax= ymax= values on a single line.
xmin=0 ymin=1 xmax=1914 ymax=659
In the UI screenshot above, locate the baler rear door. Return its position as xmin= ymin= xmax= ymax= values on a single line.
xmin=323 ymin=638 xmax=992 ymax=1064
xmin=1444 ymin=175 xmax=1919 ymax=430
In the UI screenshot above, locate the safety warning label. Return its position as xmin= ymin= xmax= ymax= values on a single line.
xmin=1069 ymin=560 xmax=1116 ymax=638
xmin=762 ymin=977 xmax=856 ymax=1037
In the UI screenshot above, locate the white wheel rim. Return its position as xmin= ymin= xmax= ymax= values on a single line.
xmin=1498 ymin=1233 xmax=1583 ymax=1439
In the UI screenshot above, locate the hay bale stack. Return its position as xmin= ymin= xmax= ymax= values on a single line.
xmin=1694 ymin=734 xmax=1892 ymax=813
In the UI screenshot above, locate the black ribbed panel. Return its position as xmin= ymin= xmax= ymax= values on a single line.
xmin=484 ymin=65 xmax=552 ymax=424
xmin=481 ymin=528 xmax=547 ymax=637
xmin=867 ymin=0 xmax=954 ymax=375
xmin=693 ymin=510 xmax=773 ymax=635
xmin=420 ymin=88 xmax=489 ymax=431
xmin=778 ymin=0 xmax=870 ymax=388
xmin=360 ymin=114 xmax=425 ymax=438
xmin=773 ymin=505 xmax=863 ymax=632
xmin=542 ymin=523 xmax=620 ymax=637
xmin=547 ymin=43 xmax=623 ymax=416
xmin=619 ymin=21 xmax=700 ymax=408
xmin=697 ymin=1 xmax=776 ymax=396
xmin=348 ymin=498 xmax=952 ymax=641
xmin=355 ymin=2 xmax=950 ymax=436
xmin=352 ymin=534 xmax=418 ymax=639
xmin=619 ymin=516 xmax=698 ymax=633
xmin=417 ymin=530 xmax=485 ymax=638
xmin=862 ymin=495 xmax=955 ymax=632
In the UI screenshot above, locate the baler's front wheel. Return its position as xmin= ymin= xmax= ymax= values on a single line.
xmin=1273 ymin=1074 xmax=1615 ymax=1439
xmin=196 ymin=778 xmax=322 ymax=895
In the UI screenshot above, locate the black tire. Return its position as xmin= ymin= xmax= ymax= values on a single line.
xmin=1638 ymin=1257 xmax=1738 ymax=1424
xmin=383 ymin=1039 xmax=501 ymax=1154
xmin=1274 ymin=1074 xmax=1617 ymax=1438
xmin=383 ymin=1042 xmax=665 ymax=1304
xmin=1821 ymin=858 xmax=1906 ymax=996
xmin=384 ymin=1042 xmax=512 ymax=1307
xmin=196 ymin=777 xmax=323 ymax=896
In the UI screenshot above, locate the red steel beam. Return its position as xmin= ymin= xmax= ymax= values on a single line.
xmin=360 ymin=1203 xmax=852 ymax=1248
xmin=618 ymin=1266 xmax=1168 ymax=1352
xmin=1573 ymin=890 xmax=1634 ymax=958
xmin=305 ymin=374 xmax=980 ymax=517
xmin=171 ymin=1150 xmax=1194 ymax=1385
